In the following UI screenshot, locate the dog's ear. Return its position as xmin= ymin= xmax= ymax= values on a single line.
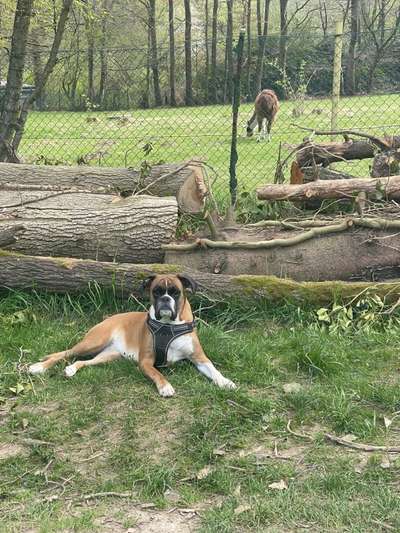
xmin=178 ymin=274 xmax=198 ymax=293
xmin=140 ymin=274 xmax=156 ymax=293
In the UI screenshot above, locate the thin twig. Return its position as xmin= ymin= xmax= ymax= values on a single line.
xmin=290 ymin=125 xmax=390 ymax=150
xmin=133 ymin=161 xmax=192 ymax=196
xmin=325 ymin=433 xmax=400 ymax=452
xmin=286 ymin=420 xmax=313 ymax=441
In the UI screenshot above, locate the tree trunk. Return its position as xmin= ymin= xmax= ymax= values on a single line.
xmin=12 ymin=0 xmax=73 ymax=154
xmin=246 ymin=0 xmax=252 ymax=100
xmin=301 ymin=166 xmax=357 ymax=182
xmin=2 ymin=251 xmax=400 ymax=305
xmin=279 ymin=0 xmax=288 ymax=77
xmin=97 ymin=6 xmax=108 ymax=107
xmin=257 ymin=175 xmax=400 ymax=202
xmin=148 ymin=0 xmax=162 ymax=107
xmin=254 ymin=0 xmax=270 ymax=96
xmin=296 ymin=139 xmax=376 ymax=168
xmin=256 ymin=0 xmax=262 ymax=35
xmin=210 ymin=0 xmax=219 ymax=103
xmin=164 ymin=221 xmax=400 ymax=281
xmin=344 ymin=0 xmax=359 ymax=95
xmin=0 ymin=193 xmax=177 ymax=263
xmin=0 ymin=0 xmax=34 ymax=162
xmin=30 ymin=26 xmax=45 ymax=110
xmin=168 ymin=0 xmax=176 ymax=106
xmin=223 ymin=0 xmax=234 ymax=103
xmin=0 ymin=161 xmax=208 ymax=213
xmin=205 ymin=0 xmax=210 ymax=102
xmin=184 ymin=0 xmax=193 ymax=106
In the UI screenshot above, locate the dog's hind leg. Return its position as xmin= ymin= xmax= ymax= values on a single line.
xmin=64 ymin=349 xmax=121 ymax=378
xmin=29 ymin=324 xmax=112 ymax=375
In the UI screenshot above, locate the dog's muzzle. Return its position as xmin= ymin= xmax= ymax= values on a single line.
xmin=155 ymin=295 xmax=176 ymax=321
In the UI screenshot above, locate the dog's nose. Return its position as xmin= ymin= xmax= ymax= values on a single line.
xmin=160 ymin=295 xmax=170 ymax=302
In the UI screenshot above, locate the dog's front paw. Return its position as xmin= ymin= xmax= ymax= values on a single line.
xmin=216 ymin=377 xmax=237 ymax=390
xmin=64 ymin=364 xmax=78 ymax=378
xmin=29 ymin=362 xmax=47 ymax=375
xmin=158 ymin=383 xmax=175 ymax=397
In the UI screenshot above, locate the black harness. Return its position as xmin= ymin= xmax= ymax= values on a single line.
xmin=146 ymin=315 xmax=196 ymax=368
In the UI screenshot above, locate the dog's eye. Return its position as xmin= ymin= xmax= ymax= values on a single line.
xmin=168 ymin=287 xmax=180 ymax=297
xmin=153 ymin=287 xmax=164 ymax=297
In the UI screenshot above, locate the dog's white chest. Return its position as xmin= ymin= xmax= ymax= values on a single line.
xmin=167 ymin=334 xmax=194 ymax=363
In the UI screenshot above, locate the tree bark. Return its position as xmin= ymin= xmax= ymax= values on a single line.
xmin=301 ymin=166 xmax=357 ymax=182
xmin=210 ymin=0 xmax=219 ymax=103
xmin=254 ymin=0 xmax=270 ymax=96
xmin=0 ymin=0 xmax=34 ymax=162
xmin=1 ymin=251 xmax=400 ymax=305
xmin=165 ymin=220 xmax=400 ymax=281
xmin=12 ymin=0 xmax=73 ymax=154
xmin=344 ymin=0 xmax=359 ymax=95
xmin=168 ymin=0 xmax=176 ymax=106
xmin=0 ymin=193 xmax=177 ymax=263
xmin=0 ymin=161 xmax=208 ymax=213
xmin=256 ymin=0 xmax=262 ymax=35
xmin=184 ymin=0 xmax=193 ymax=106
xmin=246 ymin=0 xmax=252 ymax=100
xmin=148 ymin=0 xmax=162 ymax=107
xmin=205 ymin=0 xmax=210 ymax=102
xmin=279 ymin=0 xmax=288 ymax=74
xmin=223 ymin=0 xmax=234 ymax=103
xmin=257 ymin=175 xmax=400 ymax=202
xmin=296 ymin=139 xmax=376 ymax=168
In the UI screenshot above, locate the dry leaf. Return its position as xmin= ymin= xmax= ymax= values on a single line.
xmin=268 ymin=479 xmax=288 ymax=491
xmin=384 ymin=416 xmax=393 ymax=429
xmin=380 ymin=456 xmax=391 ymax=469
xmin=196 ymin=465 xmax=214 ymax=480
xmin=233 ymin=484 xmax=241 ymax=497
xmin=354 ymin=456 xmax=369 ymax=474
xmin=283 ymin=382 xmax=302 ymax=394
xmin=212 ymin=447 xmax=226 ymax=456
xmin=21 ymin=418 xmax=29 ymax=429
xmin=164 ymin=489 xmax=180 ymax=504
xmin=234 ymin=504 xmax=251 ymax=515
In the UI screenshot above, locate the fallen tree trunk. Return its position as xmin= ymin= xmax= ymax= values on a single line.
xmin=301 ymin=166 xmax=357 ymax=182
xmin=0 ymin=193 xmax=177 ymax=263
xmin=297 ymin=140 xmax=376 ymax=168
xmin=0 ymin=161 xmax=207 ymax=213
xmin=164 ymin=218 xmax=400 ymax=281
xmin=1 ymin=250 xmax=400 ymax=305
xmin=257 ymin=175 xmax=400 ymax=202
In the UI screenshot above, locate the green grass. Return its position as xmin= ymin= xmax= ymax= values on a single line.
xmin=1 ymin=289 xmax=400 ymax=531
xmin=20 ymin=93 xmax=400 ymax=202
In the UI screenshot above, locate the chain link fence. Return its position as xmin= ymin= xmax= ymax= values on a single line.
xmin=1 ymin=29 xmax=399 ymax=203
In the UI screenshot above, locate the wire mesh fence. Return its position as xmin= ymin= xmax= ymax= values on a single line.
xmin=2 ymin=29 xmax=399 ymax=204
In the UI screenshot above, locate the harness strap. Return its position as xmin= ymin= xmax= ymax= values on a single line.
xmin=146 ymin=315 xmax=196 ymax=368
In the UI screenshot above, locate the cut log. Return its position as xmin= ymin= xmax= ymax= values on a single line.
xmin=1 ymin=250 xmax=400 ymax=305
xmin=164 ymin=220 xmax=400 ymax=281
xmin=0 ymin=161 xmax=207 ymax=213
xmin=0 ymin=193 xmax=177 ymax=263
xmin=297 ymin=140 xmax=375 ymax=168
xmin=257 ymin=175 xmax=400 ymax=202
xmin=302 ymin=166 xmax=357 ymax=182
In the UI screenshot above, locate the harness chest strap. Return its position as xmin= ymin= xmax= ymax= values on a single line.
xmin=146 ymin=315 xmax=196 ymax=368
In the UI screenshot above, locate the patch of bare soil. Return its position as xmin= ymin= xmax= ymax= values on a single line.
xmin=97 ymin=507 xmax=200 ymax=533
xmin=0 ymin=442 xmax=29 ymax=460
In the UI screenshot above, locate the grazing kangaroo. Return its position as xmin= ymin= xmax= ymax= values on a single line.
xmin=246 ymin=89 xmax=279 ymax=142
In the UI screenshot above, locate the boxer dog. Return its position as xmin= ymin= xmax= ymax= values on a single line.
xmin=28 ymin=274 xmax=236 ymax=397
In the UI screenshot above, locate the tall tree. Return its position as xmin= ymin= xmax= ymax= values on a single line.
xmin=83 ymin=0 xmax=95 ymax=104
xmin=246 ymin=0 xmax=252 ymax=100
xmin=210 ymin=0 xmax=219 ymax=102
xmin=0 ymin=0 xmax=34 ymax=162
xmin=140 ymin=0 xmax=162 ymax=106
xmin=12 ymin=0 xmax=74 ymax=154
xmin=184 ymin=0 xmax=193 ymax=105
xmin=362 ymin=0 xmax=400 ymax=91
xmin=254 ymin=0 xmax=270 ymax=96
xmin=168 ymin=0 xmax=176 ymax=106
xmin=205 ymin=0 xmax=210 ymax=101
xmin=344 ymin=0 xmax=360 ymax=95
xmin=256 ymin=0 xmax=262 ymax=35
xmin=279 ymin=0 xmax=288 ymax=73
xmin=224 ymin=0 xmax=234 ymax=103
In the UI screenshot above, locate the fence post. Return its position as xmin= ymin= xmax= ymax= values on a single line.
xmin=229 ymin=28 xmax=245 ymax=206
xmin=331 ymin=19 xmax=343 ymax=132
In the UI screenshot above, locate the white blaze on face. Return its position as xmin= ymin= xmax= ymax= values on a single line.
xmin=159 ymin=279 xmax=176 ymax=319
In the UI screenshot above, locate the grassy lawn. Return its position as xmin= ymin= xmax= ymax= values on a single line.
xmin=20 ymin=93 xmax=400 ymax=202
xmin=1 ymin=289 xmax=400 ymax=532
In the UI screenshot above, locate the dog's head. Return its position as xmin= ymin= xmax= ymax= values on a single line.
xmin=141 ymin=274 xmax=197 ymax=321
